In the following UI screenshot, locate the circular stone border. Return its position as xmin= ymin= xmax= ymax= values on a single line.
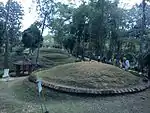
xmin=28 ymin=75 xmax=150 ymax=95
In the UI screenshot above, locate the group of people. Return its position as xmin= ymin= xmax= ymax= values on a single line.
xmin=97 ymin=56 xmax=130 ymax=70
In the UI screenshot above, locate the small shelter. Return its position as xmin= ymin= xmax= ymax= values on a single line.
xmin=13 ymin=60 xmax=34 ymax=76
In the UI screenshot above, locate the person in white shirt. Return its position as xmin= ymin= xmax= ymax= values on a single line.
xmin=125 ymin=59 xmax=130 ymax=70
xmin=98 ymin=56 xmax=101 ymax=62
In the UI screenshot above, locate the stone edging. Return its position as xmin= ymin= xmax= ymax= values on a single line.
xmin=28 ymin=75 xmax=150 ymax=95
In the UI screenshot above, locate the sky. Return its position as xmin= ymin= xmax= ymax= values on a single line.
xmin=0 ymin=0 xmax=142 ymax=36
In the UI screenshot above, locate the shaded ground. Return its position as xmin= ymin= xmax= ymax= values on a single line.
xmin=0 ymin=77 xmax=150 ymax=113
xmin=36 ymin=62 xmax=141 ymax=89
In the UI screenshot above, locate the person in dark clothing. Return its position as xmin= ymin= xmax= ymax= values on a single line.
xmin=102 ymin=56 xmax=106 ymax=63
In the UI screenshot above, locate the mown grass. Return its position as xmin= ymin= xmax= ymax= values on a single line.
xmin=39 ymin=48 xmax=76 ymax=68
xmin=36 ymin=62 xmax=141 ymax=89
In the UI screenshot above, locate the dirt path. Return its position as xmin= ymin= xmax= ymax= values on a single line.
xmin=0 ymin=77 xmax=150 ymax=113
xmin=0 ymin=77 xmax=40 ymax=113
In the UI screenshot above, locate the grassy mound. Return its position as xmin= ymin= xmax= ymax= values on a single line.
xmin=39 ymin=48 xmax=76 ymax=68
xmin=42 ymin=53 xmax=69 ymax=60
xmin=0 ymin=48 xmax=76 ymax=70
xmin=35 ymin=62 xmax=141 ymax=89
xmin=40 ymin=48 xmax=68 ymax=54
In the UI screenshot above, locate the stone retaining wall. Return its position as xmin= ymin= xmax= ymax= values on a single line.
xmin=28 ymin=75 xmax=150 ymax=95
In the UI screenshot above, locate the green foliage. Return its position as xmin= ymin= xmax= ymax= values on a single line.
xmin=8 ymin=1 xmax=24 ymax=45
xmin=36 ymin=0 xmax=150 ymax=66
xmin=63 ymin=35 xmax=75 ymax=53
xmin=143 ymin=52 xmax=150 ymax=66
xmin=22 ymin=23 xmax=43 ymax=49
xmin=124 ymin=53 xmax=135 ymax=62
xmin=43 ymin=35 xmax=54 ymax=47
xmin=0 ymin=1 xmax=24 ymax=46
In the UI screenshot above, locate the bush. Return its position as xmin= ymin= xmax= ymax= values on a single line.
xmin=124 ymin=53 xmax=135 ymax=62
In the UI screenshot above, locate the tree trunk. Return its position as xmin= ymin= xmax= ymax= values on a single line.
xmin=89 ymin=23 xmax=92 ymax=61
xmin=109 ymin=31 xmax=113 ymax=59
xmin=140 ymin=0 xmax=146 ymax=53
xmin=117 ymin=40 xmax=122 ymax=59
xmin=36 ymin=13 xmax=47 ymax=65
xmin=148 ymin=65 xmax=150 ymax=79
xmin=75 ymin=35 xmax=80 ymax=58
xmin=10 ymin=45 xmax=13 ymax=52
xmin=98 ymin=0 xmax=105 ymax=57
xmin=139 ymin=0 xmax=146 ymax=73
xmin=4 ymin=0 xmax=12 ymax=69
xmin=81 ymin=25 xmax=86 ymax=61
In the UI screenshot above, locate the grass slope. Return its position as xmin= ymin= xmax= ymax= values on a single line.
xmin=39 ymin=48 xmax=76 ymax=68
xmin=36 ymin=62 xmax=140 ymax=89
xmin=0 ymin=48 xmax=76 ymax=70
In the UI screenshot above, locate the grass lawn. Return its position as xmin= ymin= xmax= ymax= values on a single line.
xmin=35 ymin=62 xmax=141 ymax=89
xmin=0 ymin=77 xmax=150 ymax=113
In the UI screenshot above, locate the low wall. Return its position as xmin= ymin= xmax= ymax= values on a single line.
xmin=28 ymin=75 xmax=150 ymax=95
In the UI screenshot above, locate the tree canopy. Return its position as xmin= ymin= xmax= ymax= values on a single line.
xmin=0 ymin=1 xmax=24 ymax=47
xmin=0 ymin=0 xmax=149 ymax=73
xmin=22 ymin=23 xmax=43 ymax=50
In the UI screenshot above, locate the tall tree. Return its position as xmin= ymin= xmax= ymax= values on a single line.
xmin=0 ymin=2 xmax=5 ymax=45
xmin=3 ymin=0 xmax=12 ymax=70
xmin=8 ymin=1 xmax=24 ymax=50
xmin=32 ymin=0 xmax=56 ymax=64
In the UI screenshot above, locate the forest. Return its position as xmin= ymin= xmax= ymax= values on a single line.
xmin=0 ymin=0 xmax=150 ymax=113
xmin=0 ymin=0 xmax=150 ymax=77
